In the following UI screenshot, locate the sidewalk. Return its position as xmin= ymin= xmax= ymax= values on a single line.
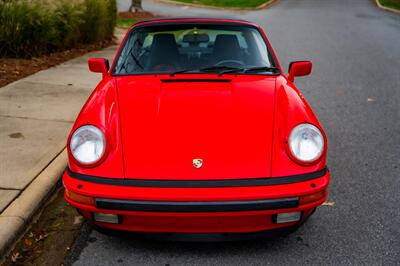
xmin=117 ymin=0 xmax=243 ymax=17
xmin=0 ymin=29 xmax=125 ymax=258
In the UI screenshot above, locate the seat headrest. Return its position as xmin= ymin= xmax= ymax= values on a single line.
xmin=146 ymin=33 xmax=180 ymax=71
xmin=151 ymin=34 xmax=178 ymax=51
xmin=213 ymin=34 xmax=242 ymax=61
xmin=214 ymin=34 xmax=240 ymax=49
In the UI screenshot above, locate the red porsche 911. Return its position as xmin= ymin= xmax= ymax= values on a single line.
xmin=63 ymin=18 xmax=329 ymax=241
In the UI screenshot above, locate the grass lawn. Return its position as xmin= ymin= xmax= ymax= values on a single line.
xmin=116 ymin=16 xmax=137 ymax=28
xmin=378 ymin=0 xmax=400 ymax=10
xmin=173 ymin=0 xmax=271 ymax=8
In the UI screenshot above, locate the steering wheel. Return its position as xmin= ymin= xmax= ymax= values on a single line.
xmin=215 ymin=60 xmax=245 ymax=68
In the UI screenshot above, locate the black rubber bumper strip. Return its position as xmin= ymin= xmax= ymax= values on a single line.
xmin=67 ymin=168 xmax=327 ymax=188
xmin=95 ymin=197 xmax=298 ymax=212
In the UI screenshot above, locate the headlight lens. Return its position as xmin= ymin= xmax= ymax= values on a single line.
xmin=70 ymin=125 xmax=105 ymax=165
xmin=289 ymin=123 xmax=324 ymax=163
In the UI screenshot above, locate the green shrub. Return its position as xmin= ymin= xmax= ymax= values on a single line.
xmin=50 ymin=1 xmax=84 ymax=49
xmin=81 ymin=0 xmax=116 ymax=43
xmin=0 ymin=0 xmax=116 ymax=58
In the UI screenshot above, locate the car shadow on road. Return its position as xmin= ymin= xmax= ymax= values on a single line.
xmin=64 ymin=216 xmax=322 ymax=266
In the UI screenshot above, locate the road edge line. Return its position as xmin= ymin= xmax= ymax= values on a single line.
xmin=0 ymin=149 xmax=67 ymax=259
xmin=374 ymin=0 xmax=400 ymax=14
xmin=155 ymin=0 xmax=278 ymax=11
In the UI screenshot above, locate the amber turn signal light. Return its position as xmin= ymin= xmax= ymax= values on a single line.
xmin=65 ymin=189 xmax=95 ymax=206
xmin=299 ymin=190 xmax=326 ymax=205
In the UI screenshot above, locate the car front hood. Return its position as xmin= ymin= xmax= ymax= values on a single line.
xmin=116 ymin=75 xmax=276 ymax=180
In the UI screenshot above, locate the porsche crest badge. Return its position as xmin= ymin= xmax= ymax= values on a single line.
xmin=192 ymin=158 xmax=203 ymax=169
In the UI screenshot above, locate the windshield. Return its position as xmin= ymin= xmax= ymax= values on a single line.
xmin=113 ymin=24 xmax=278 ymax=75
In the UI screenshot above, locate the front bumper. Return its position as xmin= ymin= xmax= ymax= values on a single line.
xmin=63 ymin=168 xmax=329 ymax=236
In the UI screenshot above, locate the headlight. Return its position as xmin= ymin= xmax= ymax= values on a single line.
xmin=288 ymin=123 xmax=324 ymax=163
xmin=70 ymin=125 xmax=105 ymax=165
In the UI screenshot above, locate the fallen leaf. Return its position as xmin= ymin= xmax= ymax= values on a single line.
xmin=73 ymin=216 xmax=83 ymax=225
xmin=34 ymin=233 xmax=48 ymax=242
xmin=52 ymin=222 xmax=61 ymax=228
xmin=11 ymin=252 xmax=21 ymax=262
xmin=322 ymin=201 xmax=335 ymax=206
xmin=24 ymin=238 xmax=33 ymax=246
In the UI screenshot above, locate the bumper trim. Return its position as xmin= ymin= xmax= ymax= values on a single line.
xmin=96 ymin=197 xmax=299 ymax=212
xmin=94 ymin=223 xmax=302 ymax=242
xmin=67 ymin=167 xmax=327 ymax=188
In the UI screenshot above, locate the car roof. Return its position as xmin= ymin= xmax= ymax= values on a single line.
xmin=132 ymin=17 xmax=260 ymax=28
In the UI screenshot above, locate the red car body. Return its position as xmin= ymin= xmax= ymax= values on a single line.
xmin=63 ymin=18 xmax=329 ymax=240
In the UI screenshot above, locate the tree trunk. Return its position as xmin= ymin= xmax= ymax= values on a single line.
xmin=129 ymin=0 xmax=142 ymax=12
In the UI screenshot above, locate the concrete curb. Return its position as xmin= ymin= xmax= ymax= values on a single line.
xmin=0 ymin=149 xmax=67 ymax=259
xmin=375 ymin=0 xmax=400 ymax=14
xmin=156 ymin=0 xmax=278 ymax=11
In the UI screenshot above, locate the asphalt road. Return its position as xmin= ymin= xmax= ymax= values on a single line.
xmin=67 ymin=0 xmax=400 ymax=265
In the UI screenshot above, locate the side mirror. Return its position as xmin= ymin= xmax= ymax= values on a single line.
xmin=288 ymin=61 xmax=312 ymax=82
xmin=88 ymin=58 xmax=109 ymax=78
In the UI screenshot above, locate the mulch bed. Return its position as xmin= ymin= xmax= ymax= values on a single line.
xmin=0 ymin=10 xmax=159 ymax=88
xmin=2 ymin=189 xmax=83 ymax=266
xmin=0 ymin=40 xmax=115 ymax=88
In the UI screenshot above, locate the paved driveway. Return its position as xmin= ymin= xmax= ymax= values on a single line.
xmin=69 ymin=0 xmax=400 ymax=265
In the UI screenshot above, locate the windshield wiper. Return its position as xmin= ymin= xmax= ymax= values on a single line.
xmin=199 ymin=65 xmax=241 ymax=73
xmin=170 ymin=66 xmax=278 ymax=77
xmin=170 ymin=69 xmax=195 ymax=76
xmin=220 ymin=66 xmax=279 ymax=75
xmin=170 ymin=66 xmax=241 ymax=77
